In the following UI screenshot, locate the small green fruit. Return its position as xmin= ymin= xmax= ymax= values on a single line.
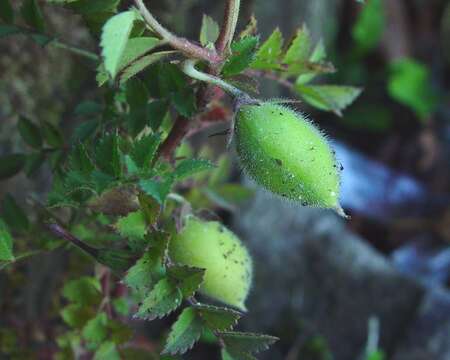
xmin=168 ymin=217 xmax=252 ymax=311
xmin=235 ymin=101 xmax=343 ymax=213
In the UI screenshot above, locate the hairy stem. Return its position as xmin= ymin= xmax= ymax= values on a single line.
xmin=181 ymin=59 xmax=245 ymax=98
xmin=134 ymin=0 xmax=222 ymax=64
xmin=47 ymin=223 xmax=99 ymax=258
xmin=216 ymin=0 xmax=241 ymax=54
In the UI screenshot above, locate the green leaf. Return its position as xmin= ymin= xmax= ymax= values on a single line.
xmin=42 ymin=121 xmax=64 ymax=148
xmin=96 ymin=248 xmax=136 ymax=273
xmin=220 ymin=332 xmax=279 ymax=358
xmin=200 ymin=15 xmax=220 ymax=47
xmin=388 ymin=58 xmax=438 ymax=119
xmin=251 ymin=28 xmax=283 ymax=70
xmin=69 ymin=143 xmax=95 ymax=175
xmin=0 ymin=154 xmax=26 ymax=180
xmin=94 ymin=341 xmax=121 ymax=360
xmin=60 ymin=304 xmax=94 ymax=328
xmin=139 ymin=178 xmax=173 ymax=205
xmin=82 ymin=312 xmax=108 ymax=348
xmin=0 ymin=219 xmax=14 ymax=261
xmin=174 ymin=159 xmax=215 ymax=181
xmin=101 ymin=10 xmax=137 ymax=79
xmin=62 ymin=276 xmax=102 ymax=306
xmin=1 ymin=194 xmax=30 ymax=232
xmin=118 ymin=36 xmax=160 ymax=72
xmin=18 ymin=117 xmax=42 ymax=149
xmin=115 ymin=210 xmax=147 ymax=240
xmin=222 ymin=36 xmax=259 ymax=76
xmin=282 ymin=25 xmax=311 ymax=73
xmin=195 ymin=304 xmax=241 ymax=332
xmin=24 ymin=152 xmax=46 ymax=177
xmin=0 ymin=0 xmax=14 ymax=24
xmin=126 ymin=78 xmax=150 ymax=136
xmin=352 ymin=0 xmax=385 ymax=53
xmin=167 ymin=265 xmax=205 ymax=298
xmin=147 ymin=100 xmax=169 ymax=131
xmin=118 ymin=51 xmax=176 ymax=85
xmin=21 ymin=0 xmax=46 ymax=32
xmin=296 ymin=84 xmax=362 ymax=116
xmin=171 ymin=88 xmax=197 ymax=117
xmin=74 ymin=101 xmax=103 ymax=117
xmin=123 ymin=231 xmax=168 ymax=292
xmin=0 ymin=25 xmax=22 ymax=37
xmin=95 ymin=133 xmax=122 ymax=178
xmin=134 ymin=278 xmax=182 ymax=320
xmin=130 ymin=133 xmax=161 ymax=170
xmin=162 ymin=307 xmax=203 ymax=355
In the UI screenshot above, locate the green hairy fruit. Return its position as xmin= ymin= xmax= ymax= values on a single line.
xmin=169 ymin=217 xmax=252 ymax=311
xmin=235 ymin=101 xmax=343 ymax=214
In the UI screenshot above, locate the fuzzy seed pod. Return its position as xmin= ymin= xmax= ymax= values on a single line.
xmin=235 ymin=101 xmax=343 ymax=214
xmin=168 ymin=217 xmax=252 ymax=311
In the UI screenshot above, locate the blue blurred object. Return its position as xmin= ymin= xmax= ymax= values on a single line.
xmin=333 ymin=141 xmax=428 ymax=221
xmin=392 ymin=242 xmax=450 ymax=288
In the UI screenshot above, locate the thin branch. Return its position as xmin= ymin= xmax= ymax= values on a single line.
xmin=216 ymin=0 xmax=241 ymax=54
xmin=134 ymin=0 xmax=222 ymax=64
xmin=157 ymin=115 xmax=191 ymax=161
xmin=47 ymin=223 xmax=99 ymax=258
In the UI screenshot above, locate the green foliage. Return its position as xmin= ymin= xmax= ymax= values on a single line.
xmin=200 ymin=15 xmax=220 ymax=47
xmin=0 ymin=220 xmax=14 ymax=261
xmin=388 ymin=58 xmax=438 ymax=119
xmin=352 ymin=0 xmax=385 ymax=53
xmin=0 ymin=1 xmax=365 ymax=357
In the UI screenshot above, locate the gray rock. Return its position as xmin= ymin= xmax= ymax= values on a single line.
xmin=233 ymin=185 xmax=424 ymax=360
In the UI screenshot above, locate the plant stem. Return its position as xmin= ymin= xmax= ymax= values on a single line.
xmin=216 ymin=0 xmax=241 ymax=54
xmin=51 ymin=39 xmax=99 ymax=61
xmin=181 ymin=59 xmax=245 ymax=98
xmin=134 ymin=0 xmax=222 ymax=64
xmin=47 ymin=223 xmax=99 ymax=258
xmin=157 ymin=115 xmax=190 ymax=161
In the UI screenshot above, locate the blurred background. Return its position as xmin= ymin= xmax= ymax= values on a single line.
xmin=1 ymin=0 xmax=450 ymax=359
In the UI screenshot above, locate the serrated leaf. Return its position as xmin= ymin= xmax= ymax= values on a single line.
xmin=139 ymin=177 xmax=173 ymax=205
xmin=118 ymin=36 xmax=160 ymax=72
xmin=168 ymin=265 xmax=205 ymax=298
xmin=282 ymin=25 xmax=311 ymax=73
xmin=1 ymin=194 xmax=30 ymax=232
xmin=95 ymin=133 xmax=121 ymax=178
xmin=101 ymin=10 xmax=137 ymax=78
xmin=126 ymin=78 xmax=150 ymax=136
xmin=18 ymin=117 xmax=42 ymax=149
xmin=115 ymin=210 xmax=147 ymax=239
xmin=21 ymin=0 xmax=46 ymax=32
xmin=0 ymin=154 xmax=26 ymax=180
xmin=0 ymin=219 xmax=14 ymax=261
xmin=118 ymin=51 xmax=176 ymax=85
xmin=296 ymin=84 xmax=362 ymax=116
xmin=220 ymin=331 xmax=279 ymax=357
xmin=195 ymin=304 xmax=241 ymax=331
xmin=130 ymin=134 xmax=161 ymax=171
xmin=221 ymin=349 xmax=256 ymax=360
xmin=0 ymin=0 xmax=14 ymax=25
xmin=62 ymin=277 xmax=101 ymax=306
xmin=162 ymin=307 xmax=203 ymax=355
xmin=94 ymin=341 xmax=121 ymax=360
xmin=134 ymin=278 xmax=182 ymax=320
xmin=96 ymin=248 xmax=136 ymax=273
xmin=42 ymin=121 xmax=64 ymax=148
xmin=82 ymin=312 xmax=108 ymax=347
xmin=251 ymin=28 xmax=283 ymax=70
xmin=200 ymin=15 xmax=220 ymax=46
xmin=222 ymin=36 xmax=259 ymax=77
xmin=174 ymin=159 xmax=215 ymax=181
xmin=123 ymin=231 xmax=168 ymax=292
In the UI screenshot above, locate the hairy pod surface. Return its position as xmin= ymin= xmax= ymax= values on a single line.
xmin=168 ymin=217 xmax=252 ymax=311
xmin=235 ymin=102 xmax=342 ymax=213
